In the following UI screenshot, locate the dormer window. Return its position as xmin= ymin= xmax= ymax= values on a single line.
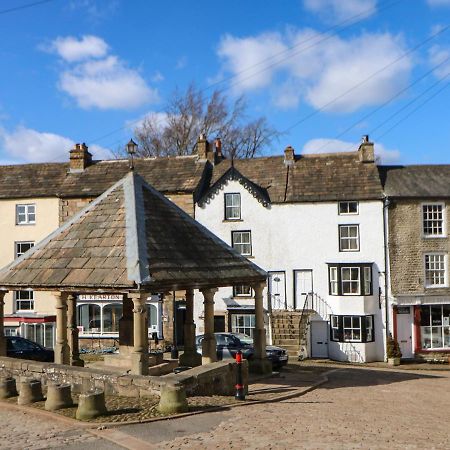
xmin=225 ymin=193 xmax=241 ymax=220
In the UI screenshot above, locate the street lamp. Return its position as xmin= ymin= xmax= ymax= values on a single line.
xmin=126 ymin=138 xmax=138 ymax=170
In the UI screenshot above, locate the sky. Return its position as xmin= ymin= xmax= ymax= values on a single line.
xmin=0 ymin=0 xmax=449 ymax=166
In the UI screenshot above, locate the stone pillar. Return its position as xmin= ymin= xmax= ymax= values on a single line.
xmin=179 ymin=288 xmax=201 ymax=367
xmin=251 ymin=282 xmax=271 ymax=374
xmin=130 ymin=293 xmax=149 ymax=375
xmin=119 ymin=295 xmax=134 ymax=356
xmin=67 ymin=294 xmax=83 ymax=367
xmin=54 ymin=292 xmax=70 ymax=365
xmin=0 ymin=291 xmax=7 ymax=357
xmin=200 ymin=288 xmax=217 ymax=364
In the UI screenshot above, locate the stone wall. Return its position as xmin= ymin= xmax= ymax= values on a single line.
xmin=0 ymin=357 xmax=244 ymax=398
xmin=389 ymin=199 xmax=450 ymax=295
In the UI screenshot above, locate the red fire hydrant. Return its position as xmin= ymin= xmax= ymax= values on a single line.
xmin=235 ymin=350 xmax=245 ymax=400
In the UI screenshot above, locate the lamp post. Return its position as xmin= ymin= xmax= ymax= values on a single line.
xmin=126 ymin=138 xmax=138 ymax=170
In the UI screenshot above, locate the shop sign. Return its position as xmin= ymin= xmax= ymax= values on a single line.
xmin=78 ymin=294 xmax=123 ymax=301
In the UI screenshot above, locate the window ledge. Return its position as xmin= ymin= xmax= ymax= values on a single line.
xmin=423 ymin=235 xmax=447 ymax=239
xmin=223 ymin=219 xmax=243 ymax=223
xmin=16 ymin=223 xmax=36 ymax=226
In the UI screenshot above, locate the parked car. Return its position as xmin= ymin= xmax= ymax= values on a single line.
xmin=6 ymin=336 xmax=54 ymax=362
xmin=195 ymin=332 xmax=288 ymax=369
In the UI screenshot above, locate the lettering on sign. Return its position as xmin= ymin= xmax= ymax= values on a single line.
xmin=78 ymin=294 xmax=123 ymax=301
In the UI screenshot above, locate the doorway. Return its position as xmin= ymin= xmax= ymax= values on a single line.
xmin=294 ymin=269 xmax=313 ymax=310
xmin=397 ymin=307 xmax=413 ymax=358
xmin=268 ymin=271 xmax=287 ymax=310
xmin=310 ymin=321 xmax=329 ymax=358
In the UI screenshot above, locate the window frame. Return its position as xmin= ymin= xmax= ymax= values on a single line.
xmin=341 ymin=266 xmax=361 ymax=295
xmin=422 ymin=202 xmax=445 ymax=238
xmin=339 ymin=224 xmax=360 ymax=252
xmin=15 ymin=290 xmax=35 ymax=312
xmin=231 ymin=230 xmax=252 ymax=256
xmin=16 ymin=204 xmax=36 ymax=225
xmin=15 ymin=241 xmax=35 ymax=258
xmin=328 ymin=263 xmax=373 ymax=296
xmin=233 ymin=285 xmax=253 ymax=298
xmin=224 ymin=193 xmax=241 ymax=221
xmin=424 ymin=253 xmax=447 ymax=288
xmin=338 ymin=201 xmax=359 ymax=215
xmin=330 ymin=314 xmax=375 ymax=343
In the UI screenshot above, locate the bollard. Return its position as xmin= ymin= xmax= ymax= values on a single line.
xmin=0 ymin=377 xmax=18 ymax=399
xmin=158 ymin=383 xmax=188 ymax=414
xmin=18 ymin=379 xmax=44 ymax=405
xmin=76 ymin=389 xmax=107 ymax=420
xmin=45 ymin=383 xmax=73 ymax=411
xmin=235 ymin=350 xmax=245 ymax=400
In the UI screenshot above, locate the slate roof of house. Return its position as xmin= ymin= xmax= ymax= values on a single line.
xmin=203 ymin=151 xmax=383 ymax=204
xmin=0 ymin=172 xmax=266 ymax=291
xmin=380 ymin=165 xmax=450 ymax=198
xmin=0 ymin=156 xmax=206 ymax=199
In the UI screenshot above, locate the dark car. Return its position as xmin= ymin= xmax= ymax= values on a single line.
xmin=195 ymin=332 xmax=288 ymax=369
xmin=6 ymin=336 xmax=54 ymax=362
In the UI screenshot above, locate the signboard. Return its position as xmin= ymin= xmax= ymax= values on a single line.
xmin=78 ymin=294 xmax=123 ymax=301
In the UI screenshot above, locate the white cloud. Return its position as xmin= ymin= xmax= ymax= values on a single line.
xmin=302 ymin=137 xmax=400 ymax=163
xmin=429 ymin=44 xmax=450 ymax=79
xmin=217 ymin=29 xmax=412 ymax=113
xmin=0 ymin=125 xmax=112 ymax=164
xmin=49 ymin=35 xmax=109 ymax=62
xmin=427 ymin=0 xmax=450 ymax=6
xmin=125 ymin=111 xmax=170 ymax=132
xmin=47 ymin=35 xmax=158 ymax=110
xmin=304 ymin=0 xmax=377 ymax=24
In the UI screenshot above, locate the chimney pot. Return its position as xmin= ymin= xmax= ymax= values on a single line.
xmin=284 ymin=145 xmax=295 ymax=166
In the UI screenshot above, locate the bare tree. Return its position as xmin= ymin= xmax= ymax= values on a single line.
xmin=128 ymin=83 xmax=279 ymax=159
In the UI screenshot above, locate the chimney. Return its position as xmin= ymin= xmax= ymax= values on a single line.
xmin=196 ymin=134 xmax=214 ymax=163
xmin=284 ymin=145 xmax=295 ymax=166
xmin=214 ymin=137 xmax=224 ymax=164
xmin=69 ymin=143 xmax=92 ymax=172
xmin=358 ymin=135 xmax=375 ymax=163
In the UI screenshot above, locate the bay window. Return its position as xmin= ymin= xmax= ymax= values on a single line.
xmin=330 ymin=315 xmax=375 ymax=343
xmin=328 ymin=263 xmax=373 ymax=296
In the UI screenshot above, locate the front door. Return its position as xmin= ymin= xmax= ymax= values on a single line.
xmin=268 ymin=271 xmax=286 ymax=310
xmin=397 ymin=308 xmax=413 ymax=358
xmin=294 ymin=270 xmax=313 ymax=310
xmin=310 ymin=321 xmax=329 ymax=358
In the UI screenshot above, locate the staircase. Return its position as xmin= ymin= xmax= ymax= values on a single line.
xmin=270 ymin=310 xmax=312 ymax=358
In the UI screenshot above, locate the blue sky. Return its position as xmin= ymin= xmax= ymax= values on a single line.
xmin=0 ymin=0 xmax=449 ymax=165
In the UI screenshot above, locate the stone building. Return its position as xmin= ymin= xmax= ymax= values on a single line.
xmin=382 ymin=165 xmax=450 ymax=359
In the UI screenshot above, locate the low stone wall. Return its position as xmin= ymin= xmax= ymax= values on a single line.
xmin=163 ymin=360 xmax=248 ymax=396
xmin=0 ymin=357 xmax=245 ymax=398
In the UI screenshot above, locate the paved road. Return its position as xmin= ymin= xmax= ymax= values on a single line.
xmin=1 ymin=366 xmax=450 ymax=449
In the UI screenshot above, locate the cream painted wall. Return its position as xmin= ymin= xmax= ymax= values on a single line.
xmin=0 ymin=198 xmax=60 ymax=316
xmin=194 ymin=179 xmax=386 ymax=362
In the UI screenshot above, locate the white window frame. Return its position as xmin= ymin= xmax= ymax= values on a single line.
xmin=339 ymin=224 xmax=360 ymax=252
xmin=231 ymin=313 xmax=255 ymax=338
xmin=16 ymin=204 xmax=36 ymax=225
xmin=343 ymin=316 xmax=362 ymax=342
xmin=329 ymin=267 xmax=338 ymax=295
xmin=341 ymin=267 xmax=361 ymax=295
xmin=15 ymin=241 xmax=35 ymax=258
xmin=422 ymin=203 xmax=445 ymax=238
xmin=224 ymin=193 xmax=241 ymax=220
xmin=424 ymin=253 xmax=447 ymax=288
xmin=233 ymin=285 xmax=252 ymax=297
xmin=231 ymin=231 xmax=252 ymax=256
xmin=364 ymin=267 xmax=372 ymax=295
xmin=338 ymin=201 xmax=359 ymax=215
xmin=331 ymin=315 xmax=339 ymax=340
xmin=15 ymin=290 xmax=35 ymax=312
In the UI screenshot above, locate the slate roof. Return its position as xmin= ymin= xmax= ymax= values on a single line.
xmin=0 ymin=172 xmax=266 ymax=291
xmin=0 ymin=156 xmax=206 ymax=199
xmin=380 ymin=165 xmax=450 ymax=198
xmin=203 ymin=151 xmax=383 ymax=204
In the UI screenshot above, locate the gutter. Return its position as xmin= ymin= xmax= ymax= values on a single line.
xmin=382 ymin=196 xmax=391 ymax=362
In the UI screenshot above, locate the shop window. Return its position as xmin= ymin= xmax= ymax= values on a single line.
xmin=102 ymin=303 xmax=122 ymax=333
xmin=339 ymin=225 xmax=359 ymax=252
xmin=77 ymin=304 xmax=101 ymax=333
xmin=422 ymin=203 xmax=444 ymax=236
xmin=21 ymin=323 xmax=55 ymax=349
xmin=15 ymin=290 xmax=34 ymax=311
xmin=328 ymin=263 xmax=373 ymax=296
xmin=330 ymin=315 xmax=374 ymax=343
xmin=231 ymin=231 xmax=252 ymax=256
xmin=231 ymin=313 xmax=255 ymax=338
xmin=224 ymin=193 xmax=241 ymax=220
xmin=420 ymin=305 xmax=450 ymax=349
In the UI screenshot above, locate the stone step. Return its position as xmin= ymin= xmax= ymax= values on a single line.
xmin=272 ymin=338 xmax=300 ymax=346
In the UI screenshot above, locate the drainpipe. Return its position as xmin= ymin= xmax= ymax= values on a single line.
xmin=383 ymin=197 xmax=391 ymax=362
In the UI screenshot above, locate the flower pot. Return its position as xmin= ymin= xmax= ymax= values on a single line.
xmin=388 ymin=357 xmax=401 ymax=366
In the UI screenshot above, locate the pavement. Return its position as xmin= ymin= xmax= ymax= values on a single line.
xmin=1 ymin=362 xmax=450 ymax=449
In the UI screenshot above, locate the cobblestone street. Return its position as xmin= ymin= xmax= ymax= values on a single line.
xmin=1 ymin=365 xmax=450 ymax=449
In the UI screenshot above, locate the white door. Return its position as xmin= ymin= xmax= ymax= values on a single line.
xmin=268 ymin=271 xmax=286 ymax=310
xmin=311 ymin=321 xmax=329 ymax=358
xmin=397 ymin=309 xmax=413 ymax=358
xmin=294 ymin=270 xmax=313 ymax=310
